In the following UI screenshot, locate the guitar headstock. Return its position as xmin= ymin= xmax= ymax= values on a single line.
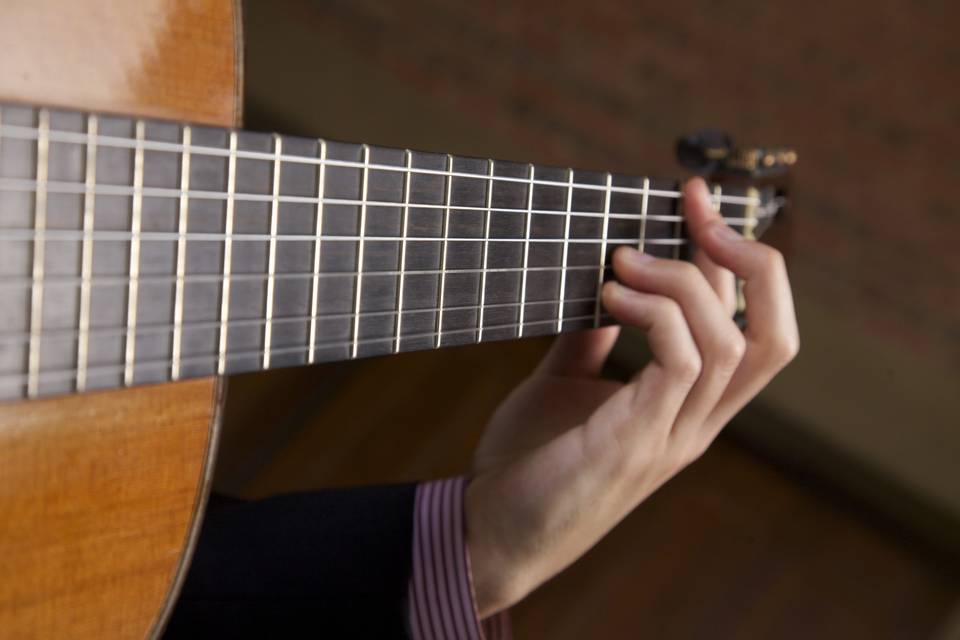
xmin=676 ymin=128 xmax=796 ymax=240
xmin=675 ymin=129 xmax=797 ymax=320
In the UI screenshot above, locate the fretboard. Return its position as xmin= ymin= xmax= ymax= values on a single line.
xmin=0 ymin=104 xmax=779 ymax=401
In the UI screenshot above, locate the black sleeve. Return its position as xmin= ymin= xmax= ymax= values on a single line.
xmin=163 ymin=483 xmax=418 ymax=639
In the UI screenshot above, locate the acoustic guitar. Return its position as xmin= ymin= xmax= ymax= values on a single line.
xmin=0 ymin=1 xmax=794 ymax=637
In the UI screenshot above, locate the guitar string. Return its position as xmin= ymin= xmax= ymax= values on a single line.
xmin=0 ymin=290 xmax=605 ymax=345
xmin=0 ymin=229 xmax=711 ymax=245
xmin=0 ymin=238 xmax=699 ymax=291
xmin=0 ymin=122 xmax=767 ymax=208
xmin=0 ymin=114 xmax=776 ymax=393
xmin=0 ymin=178 xmax=778 ymax=226
xmin=0 ymin=312 xmax=614 ymax=389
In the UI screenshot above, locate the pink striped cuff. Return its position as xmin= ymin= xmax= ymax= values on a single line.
xmin=408 ymin=477 xmax=511 ymax=640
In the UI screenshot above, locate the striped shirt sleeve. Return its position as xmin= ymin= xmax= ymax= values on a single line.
xmin=408 ymin=477 xmax=512 ymax=640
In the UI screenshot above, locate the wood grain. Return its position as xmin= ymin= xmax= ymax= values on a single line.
xmin=0 ymin=0 xmax=241 ymax=126
xmin=0 ymin=378 xmax=221 ymax=639
xmin=0 ymin=0 xmax=240 ymax=636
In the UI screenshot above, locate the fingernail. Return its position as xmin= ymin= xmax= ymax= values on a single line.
xmin=709 ymin=223 xmax=744 ymax=243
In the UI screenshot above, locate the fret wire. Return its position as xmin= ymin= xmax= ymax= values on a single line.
xmin=1 ymin=295 xmax=605 ymax=346
xmin=76 ymin=114 xmax=98 ymax=391
xmin=557 ymin=168 xmax=574 ymax=332
xmin=477 ymin=159 xmax=494 ymax=342
xmin=263 ymin=135 xmax=283 ymax=369
xmin=435 ymin=154 xmax=454 ymax=349
xmin=394 ymin=149 xmax=413 ymax=353
xmin=0 ymin=178 xmax=772 ymax=224
xmin=123 ymin=120 xmax=146 ymax=387
xmin=351 ymin=145 xmax=371 ymax=359
xmin=638 ymin=177 xmax=650 ymax=253
xmin=517 ymin=164 xmax=535 ymax=338
xmin=26 ymin=109 xmax=50 ymax=398
xmin=171 ymin=125 xmax=192 ymax=380
xmin=593 ymin=172 xmax=612 ymax=328
xmin=0 ymin=123 xmax=764 ymax=205
xmin=8 ymin=312 xmax=615 ymax=389
xmin=217 ymin=132 xmax=238 ymax=375
xmin=307 ymin=140 xmax=327 ymax=364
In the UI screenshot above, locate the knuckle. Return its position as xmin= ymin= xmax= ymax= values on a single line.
xmin=778 ymin=330 xmax=801 ymax=363
xmin=673 ymin=350 xmax=703 ymax=385
xmin=683 ymin=441 xmax=708 ymax=466
xmin=673 ymin=439 xmax=708 ymax=469
xmin=763 ymin=330 xmax=800 ymax=366
xmin=713 ymin=329 xmax=747 ymax=372
xmin=692 ymin=433 xmax=716 ymax=460
xmin=756 ymin=245 xmax=787 ymax=272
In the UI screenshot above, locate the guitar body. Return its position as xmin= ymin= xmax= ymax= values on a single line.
xmin=0 ymin=1 xmax=241 ymax=637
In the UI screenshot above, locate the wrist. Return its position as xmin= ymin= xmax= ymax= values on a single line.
xmin=464 ymin=474 xmax=529 ymax=618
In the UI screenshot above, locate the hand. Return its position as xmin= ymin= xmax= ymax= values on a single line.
xmin=465 ymin=177 xmax=799 ymax=617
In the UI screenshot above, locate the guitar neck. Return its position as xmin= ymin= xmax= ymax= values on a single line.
xmin=0 ymin=104 xmax=779 ymax=401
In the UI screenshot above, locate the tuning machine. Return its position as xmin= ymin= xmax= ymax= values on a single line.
xmin=676 ymin=129 xmax=797 ymax=180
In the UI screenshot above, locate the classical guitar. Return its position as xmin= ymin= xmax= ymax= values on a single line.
xmin=0 ymin=1 xmax=794 ymax=637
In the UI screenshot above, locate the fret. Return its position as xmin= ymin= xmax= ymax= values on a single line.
xmin=75 ymin=114 xmax=98 ymax=391
xmin=262 ymin=135 xmax=282 ymax=369
xmin=671 ymin=180 xmax=683 ymax=261
xmin=517 ymin=164 xmax=535 ymax=338
xmin=122 ymin=121 xmax=145 ymax=387
xmin=477 ymin=159 xmax=495 ymax=342
xmin=350 ymin=144 xmax=371 ymax=359
xmin=434 ymin=154 xmax=454 ymax=349
xmin=592 ymin=172 xmax=612 ymax=329
xmin=170 ymin=125 xmax=191 ymax=380
xmin=556 ymin=168 xmax=574 ymax=332
xmin=638 ymin=177 xmax=650 ymax=252
xmin=307 ymin=140 xmax=327 ymax=363
xmin=516 ymin=164 xmax=568 ymax=338
xmin=393 ymin=149 xmax=413 ymax=353
xmin=26 ymin=109 xmax=50 ymax=398
xmin=217 ymin=131 xmax=238 ymax=375
xmin=0 ymin=103 xmax=784 ymax=401
xmin=236 ymin=134 xmax=320 ymax=369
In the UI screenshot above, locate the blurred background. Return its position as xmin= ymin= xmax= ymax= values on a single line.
xmin=213 ymin=1 xmax=960 ymax=637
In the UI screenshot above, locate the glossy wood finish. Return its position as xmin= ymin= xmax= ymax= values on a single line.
xmin=0 ymin=378 xmax=223 ymax=638
xmin=0 ymin=0 xmax=240 ymax=637
xmin=0 ymin=0 xmax=241 ymax=126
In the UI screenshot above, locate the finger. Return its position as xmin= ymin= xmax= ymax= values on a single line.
xmin=538 ymin=326 xmax=621 ymax=378
xmin=612 ymin=247 xmax=744 ymax=444
xmin=599 ymin=282 xmax=700 ymax=420
xmin=683 ymin=177 xmax=799 ymax=435
xmin=693 ymin=249 xmax=737 ymax=317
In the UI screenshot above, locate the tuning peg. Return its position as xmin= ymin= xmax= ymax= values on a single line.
xmin=676 ymin=129 xmax=797 ymax=179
